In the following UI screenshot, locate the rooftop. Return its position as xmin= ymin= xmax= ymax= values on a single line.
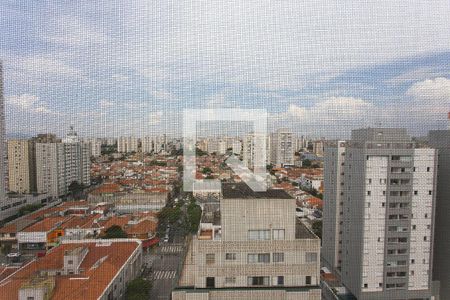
xmin=0 ymin=240 xmax=141 ymax=300
xmin=222 ymin=182 xmax=293 ymax=199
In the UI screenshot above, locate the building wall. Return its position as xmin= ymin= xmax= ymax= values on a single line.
xmin=98 ymin=241 xmax=143 ymax=300
xmin=221 ymin=197 xmax=296 ymax=242
xmin=0 ymin=62 xmax=6 ymax=200
xmin=172 ymin=288 xmax=321 ymax=300
xmin=8 ymin=140 xmax=36 ymax=193
xmin=428 ymin=130 xmax=450 ymax=297
xmin=322 ymin=142 xmax=345 ymax=272
xmin=325 ymin=129 xmax=436 ymax=300
xmin=189 ymin=238 xmax=320 ymax=289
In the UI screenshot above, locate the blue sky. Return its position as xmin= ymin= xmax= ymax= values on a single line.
xmin=1 ymin=0 xmax=450 ymax=138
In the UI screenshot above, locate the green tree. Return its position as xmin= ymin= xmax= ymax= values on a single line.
xmin=202 ymin=167 xmax=212 ymax=174
xmin=17 ymin=203 xmax=43 ymax=217
xmin=103 ymin=225 xmax=128 ymax=239
xmin=125 ymin=277 xmax=152 ymax=300
xmin=302 ymin=159 xmax=312 ymax=167
xmin=187 ymin=200 xmax=202 ymax=233
xmin=68 ymin=181 xmax=84 ymax=199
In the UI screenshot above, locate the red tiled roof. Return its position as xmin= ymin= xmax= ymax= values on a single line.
xmin=0 ymin=241 xmax=141 ymax=300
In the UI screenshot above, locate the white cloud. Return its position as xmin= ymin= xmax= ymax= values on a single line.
xmin=406 ymin=77 xmax=450 ymax=104
xmin=6 ymin=94 xmax=39 ymax=110
xmin=387 ymin=68 xmax=450 ymax=85
xmin=6 ymin=94 xmax=61 ymax=115
xmin=288 ymin=104 xmax=307 ymax=118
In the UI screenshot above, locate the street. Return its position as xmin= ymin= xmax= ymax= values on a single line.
xmin=145 ymin=226 xmax=187 ymax=300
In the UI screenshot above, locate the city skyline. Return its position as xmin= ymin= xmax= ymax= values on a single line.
xmin=1 ymin=1 xmax=450 ymax=138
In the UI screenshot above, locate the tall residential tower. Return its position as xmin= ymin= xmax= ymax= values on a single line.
xmin=323 ymin=128 xmax=437 ymax=299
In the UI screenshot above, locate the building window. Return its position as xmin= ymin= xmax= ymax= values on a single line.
xmin=305 ymin=252 xmax=317 ymax=263
xmin=68 ymin=260 xmax=73 ymax=264
xmin=273 ymin=253 xmax=284 ymax=263
xmin=248 ymin=276 xmax=270 ymax=286
xmin=248 ymin=229 xmax=271 ymax=240
xmin=206 ymin=277 xmax=215 ymax=288
xmin=225 ymin=253 xmax=236 ymax=261
xmin=306 ymin=276 xmax=312 ymax=285
xmin=206 ymin=254 xmax=215 ymax=265
xmin=277 ymin=276 xmax=284 ymax=286
xmin=272 ymin=229 xmax=285 ymax=240
xmin=225 ymin=277 xmax=236 ymax=284
xmin=248 ymin=253 xmax=270 ymax=263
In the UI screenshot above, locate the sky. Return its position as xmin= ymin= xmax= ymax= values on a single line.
xmin=1 ymin=0 xmax=450 ymax=138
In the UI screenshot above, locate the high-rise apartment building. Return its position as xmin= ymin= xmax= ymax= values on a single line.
xmin=270 ymin=129 xmax=294 ymax=167
xmin=242 ymin=133 xmax=268 ymax=169
xmin=428 ymin=130 xmax=450 ymax=297
xmin=323 ymin=128 xmax=437 ymax=299
xmin=7 ymin=140 xmax=36 ymax=193
xmin=36 ymin=129 xmax=90 ymax=197
xmin=0 ymin=62 xmax=6 ymax=200
xmin=173 ymin=183 xmax=321 ymax=300
xmin=141 ymin=136 xmax=153 ymax=153
xmin=117 ymin=136 xmax=138 ymax=153
xmin=83 ymin=138 xmax=102 ymax=157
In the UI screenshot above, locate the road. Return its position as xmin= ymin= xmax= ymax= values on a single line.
xmin=146 ymin=227 xmax=187 ymax=300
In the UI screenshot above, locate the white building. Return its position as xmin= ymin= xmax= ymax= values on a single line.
xmin=36 ymin=129 xmax=90 ymax=197
xmin=322 ymin=129 xmax=437 ymax=300
xmin=117 ymin=136 xmax=138 ymax=153
xmin=141 ymin=136 xmax=154 ymax=153
xmin=270 ymin=129 xmax=294 ymax=167
xmin=173 ymin=183 xmax=321 ymax=300
xmin=242 ymin=133 xmax=268 ymax=169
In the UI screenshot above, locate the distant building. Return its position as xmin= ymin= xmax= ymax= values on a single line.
xmin=323 ymin=129 xmax=437 ymax=299
xmin=428 ymin=130 xmax=450 ymax=297
xmin=0 ymin=239 xmax=143 ymax=300
xmin=141 ymin=136 xmax=153 ymax=153
xmin=312 ymin=140 xmax=324 ymax=157
xmin=117 ymin=136 xmax=138 ymax=153
xmin=242 ymin=133 xmax=268 ymax=169
xmin=270 ymin=129 xmax=294 ymax=167
xmin=0 ymin=62 xmax=6 ymax=201
xmin=173 ymin=183 xmax=321 ymax=300
xmin=36 ymin=129 xmax=90 ymax=197
xmin=7 ymin=140 xmax=36 ymax=193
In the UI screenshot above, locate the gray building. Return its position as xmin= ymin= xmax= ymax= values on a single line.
xmin=0 ymin=62 xmax=6 ymax=200
xmin=429 ymin=130 xmax=450 ymax=297
xmin=323 ymin=128 xmax=437 ymax=300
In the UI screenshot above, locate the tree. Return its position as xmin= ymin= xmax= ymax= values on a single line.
xmin=17 ymin=203 xmax=43 ymax=217
xmin=202 ymin=167 xmax=212 ymax=174
xmin=103 ymin=225 xmax=128 ymax=239
xmin=186 ymin=200 xmax=202 ymax=233
xmin=312 ymin=221 xmax=322 ymax=239
xmin=68 ymin=181 xmax=84 ymax=199
xmin=125 ymin=277 xmax=152 ymax=300
xmin=195 ymin=147 xmax=208 ymax=156
xmin=302 ymin=159 xmax=312 ymax=167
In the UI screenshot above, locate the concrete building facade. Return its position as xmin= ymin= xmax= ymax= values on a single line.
xmin=428 ymin=130 xmax=450 ymax=297
xmin=7 ymin=140 xmax=36 ymax=193
xmin=322 ymin=128 xmax=437 ymax=299
xmin=173 ymin=183 xmax=321 ymax=300
xmin=270 ymin=129 xmax=294 ymax=167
